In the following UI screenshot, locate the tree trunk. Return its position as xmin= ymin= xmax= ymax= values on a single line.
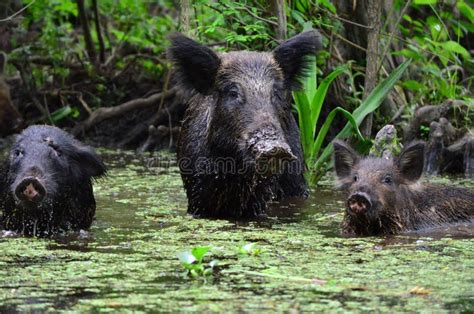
xmin=77 ymin=0 xmax=97 ymax=64
xmin=360 ymin=0 xmax=382 ymax=138
xmin=179 ymin=0 xmax=192 ymax=36
xmin=92 ymin=0 xmax=105 ymax=63
xmin=272 ymin=0 xmax=287 ymax=40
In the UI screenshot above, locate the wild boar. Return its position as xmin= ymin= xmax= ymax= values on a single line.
xmin=333 ymin=140 xmax=474 ymax=236
xmin=0 ymin=125 xmax=106 ymax=236
xmin=168 ymin=31 xmax=321 ymax=218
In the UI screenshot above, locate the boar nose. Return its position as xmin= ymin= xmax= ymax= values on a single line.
xmin=347 ymin=192 xmax=372 ymax=215
xmin=255 ymin=142 xmax=297 ymax=177
xmin=247 ymin=125 xmax=296 ymax=176
xmin=15 ymin=177 xmax=46 ymax=203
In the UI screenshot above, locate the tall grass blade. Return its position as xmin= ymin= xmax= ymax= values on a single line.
xmin=313 ymin=59 xmax=412 ymax=172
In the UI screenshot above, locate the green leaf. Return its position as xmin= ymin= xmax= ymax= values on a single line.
xmin=310 ymin=65 xmax=347 ymax=139
xmin=177 ymin=252 xmax=196 ymax=265
xmin=442 ymin=41 xmax=470 ymax=59
xmin=402 ymin=80 xmax=426 ymax=91
xmin=310 ymin=107 xmax=365 ymax=164
xmin=292 ymin=91 xmax=312 ymax=160
xmin=313 ymin=59 xmax=412 ymax=173
xmin=51 ymin=106 xmax=73 ymax=123
xmin=458 ymin=1 xmax=474 ymax=24
xmin=191 ymin=246 xmax=212 ymax=262
xmin=317 ymin=0 xmax=336 ymax=14
xmin=413 ymin=0 xmax=437 ymax=5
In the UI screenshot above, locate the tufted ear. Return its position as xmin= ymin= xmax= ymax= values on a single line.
xmin=333 ymin=140 xmax=359 ymax=179
xmin=273 ymin=30 xmax=322 ymax=89
xmin=397 ymin=141 xmax=425 ymax=183
xmin=167 ymin=33 xmax=221 ymax=95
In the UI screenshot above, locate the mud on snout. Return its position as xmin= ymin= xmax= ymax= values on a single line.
xmin=248 ymin=129 xmax=297 ymax=177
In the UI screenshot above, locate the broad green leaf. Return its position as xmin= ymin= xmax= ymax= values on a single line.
xmin=458 ymin=1 xmax=474 ymax=24
xmin=192 ymin=246 xmax=212 ymax=262
xmin=313 ymin=59 xmax=412 ymax=172
xmin=177 ymin=252 xmax=196 ymax=265
xmin=442 ymin=41 xmax=470 ymax=59
xmin=293 ymin=91 xmax=312 ymax=160
xmin=310 ymin=65 xmax=347 ymax=138
xmin=317 ymin=0 xmax=336 ymax=14
xmin=310 ymin=107 xmax=365 ymax=163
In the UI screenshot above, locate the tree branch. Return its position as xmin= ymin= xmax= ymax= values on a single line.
xmin=72 ymin=87 xmax=177 ymax=136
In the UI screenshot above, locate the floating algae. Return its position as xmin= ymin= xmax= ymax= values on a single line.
xmin=0 ymin=149 xmax=472 ymax=312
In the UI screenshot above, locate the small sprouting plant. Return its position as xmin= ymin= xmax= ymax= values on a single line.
xmin=177 ymin=246 xmax=217 ymax=278
xmin=238 ymin=243 xmax=262 ymax=256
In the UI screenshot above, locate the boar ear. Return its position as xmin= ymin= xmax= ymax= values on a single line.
xmin=167 ymin=33 xmax=221 ymax=94
xmin=333 ymin=140 xmax=359 ymax=178
xmin=397 ymin=141 xmax=425 ymax=182
xmin=273 ymin=30 xmax=322 ymax=89
xmin=0 ymin=52 xmax=6 ymax=75
xmin=73 ymin=144 xmax=107 ymax=180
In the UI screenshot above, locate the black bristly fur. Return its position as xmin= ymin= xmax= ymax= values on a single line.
xmin=167 ymin=33 xmax=221 ymax=94
xmin=333 ymin=140 xmax=474 ymax=236
xmin=396 ymin=141 xmax=425 ymax=182
xmin=0 ymin=125 xmax=107 ymax=236
xmin=273 ymin=30 xmax=322 ymax=89
xmin=171 ymin=31 xmax=319 ymax=218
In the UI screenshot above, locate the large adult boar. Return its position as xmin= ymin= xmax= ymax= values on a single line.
xmin=0 ymin=52 xmax=24 ymax=137
xmin=333 ymin=140 xmax=474 ymax=236
xmin=168 ymin=31 xmax=321 ymax=218
xmin=0 ymin=125 xmax=106 ymax=236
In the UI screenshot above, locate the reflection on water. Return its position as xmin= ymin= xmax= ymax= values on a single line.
xmin=0 ymin=148 xmax=472 ymax=312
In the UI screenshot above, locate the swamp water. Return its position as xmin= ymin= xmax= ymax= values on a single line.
xmin=0 ymin=149 xmax=472 ymax=312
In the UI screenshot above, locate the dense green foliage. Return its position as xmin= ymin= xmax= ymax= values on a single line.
xmin=3 ymin=1 xmax=470 ymax=173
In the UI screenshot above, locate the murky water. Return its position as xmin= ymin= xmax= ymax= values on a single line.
xmin=0 ymin=149 xmax=472 ymax=312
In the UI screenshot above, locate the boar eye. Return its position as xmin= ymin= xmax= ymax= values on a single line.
xmin=382 ymin=175 xmax=393 ymax=185
xmin=228 ymin=90 xmax=239 ymax=99
xmin=223 ymin=84 xmax=240 ymax=101
xmin=353 ymin=175 xmax=358 ymax=182
xmin=49 ymin=143 xmax=62 ymax=157
xmin=14 ymin=149 xmax=23 ymax=158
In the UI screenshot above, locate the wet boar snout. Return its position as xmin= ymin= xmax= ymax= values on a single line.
xmin=15 ymin=176 xmax=46 ymax=203
xmin=347 ymin=192 xmax=372 ymax=215
xmin=255 ymin=142 xmax=296 ymax=176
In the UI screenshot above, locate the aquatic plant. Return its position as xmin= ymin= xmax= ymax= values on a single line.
xmin=177 ymin=246 xmax=217 ymax=278
xmin=238 ymin=243 xmax=262 ymax=257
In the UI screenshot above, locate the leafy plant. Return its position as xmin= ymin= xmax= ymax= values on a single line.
xmin=177 ymin=246 xmax=217 ymax=278
xmin=50 ymin=106 xmax=80 ymax=124
xmin=294 ymin=53 xmax=411 ymax=185
xmin=238 ymin=243 xmax=262 ymax=256
xmin=395 ymin=1 xmax=473 ymax=106
xmin=312 ymin=60 xmax=412 ymax=179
